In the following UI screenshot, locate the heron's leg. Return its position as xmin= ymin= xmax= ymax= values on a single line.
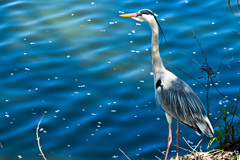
xmin=165 ymin=113 xmax=172 ymax=160
xmin=175 ymin=121 xmax=180 ymax=160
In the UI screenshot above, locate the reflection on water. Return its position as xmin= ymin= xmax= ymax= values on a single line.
xmin=0 ymin=0 xmax=239 ymax=159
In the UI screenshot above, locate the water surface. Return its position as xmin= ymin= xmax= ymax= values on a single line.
xmin=0 ymin=0 xmax=240 ymax=159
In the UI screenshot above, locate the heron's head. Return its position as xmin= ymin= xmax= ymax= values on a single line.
xmin=120 ymin=9 xmax=167 ymax=44
xmin=120 ymin=9 xmax=157 ymax=25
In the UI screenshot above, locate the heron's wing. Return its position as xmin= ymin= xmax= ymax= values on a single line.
xmin=155 ymin=73 xmax=214 ymax=137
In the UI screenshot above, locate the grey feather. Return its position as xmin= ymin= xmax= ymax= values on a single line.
xmin=155 ymin=70 xmax=214 ymax=137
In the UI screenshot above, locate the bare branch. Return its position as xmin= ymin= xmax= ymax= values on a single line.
xmin=171 ymin=142 xmax=192 ymax=153
xmin=163 ymin=62 xmax=205 ymax=87
xmin=182 ymin=137 xmax=195 ymax=151
xmin=36 ymin=114 xmax=47 ymax=160
xmin=193 ymin=137 xmax=204 ymax=152
xmin=228 ymin=0 xmax=240 ymax=15
xmin=229 ymin=89 xmax=240 ymax=127
xmin=233 ymin=31 xmax=240 ymax=34
xmin=119 ymin=148 xmax=131 ymax=160
xmin=0 ymin=142 xmax=3 ymax=148
xmin=154 ymin=146 xmax=165 ymax=156
xmin=209 ymin=76 xmax=234 ymax=105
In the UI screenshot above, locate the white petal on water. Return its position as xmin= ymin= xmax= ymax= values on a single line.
xmin=112 ymin=155 xmax=118 ymax=158
xmin=187 ymin=140 xmax=193 ymax=144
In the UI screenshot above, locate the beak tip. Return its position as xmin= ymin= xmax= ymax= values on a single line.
xmin=119 ymin=14 xmax=128 ymax=17
xmin=119 ymin=13 xmax=137 ymax=18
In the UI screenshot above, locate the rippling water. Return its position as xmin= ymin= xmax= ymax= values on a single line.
xmin=1 ymin=0 xmax=239 ymax=159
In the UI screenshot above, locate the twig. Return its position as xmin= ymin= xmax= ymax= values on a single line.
xmin=233 ymin=31 xmax=240 ymax=34
xmin=154 ymin=146 xmax=165 ymax=156
xmin=192 ymin=31 xmax=212 ymax=117
xmin=228 ymin=0 xmax=240 ymax=15
xmin=171 ymin=142 xmax=192 ymax=153
xmin=0 ymin=142 xmax=3 ymax=148
xmin=182 ymin=137 xmax=195 ymax=151
xmin=229 ymin=89 xmax=240 ymax=127
xmin=119 ymin=148 xmax=131 ymax=160
xmin=36 ymin=114 xmax=47 ymax=160
xmin=193 ymin=137 xmax=204 ymax=151
xmin=155 ymin=155 xmax=161 ymax=160
xmin=209 ymin=76 xmax=234 ymax=105
xmin=164 ymin=62 xmax=205 ymax=87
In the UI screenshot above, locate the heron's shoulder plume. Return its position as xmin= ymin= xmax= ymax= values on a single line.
xmin=154 ymin=17 xmax=167 ymax=45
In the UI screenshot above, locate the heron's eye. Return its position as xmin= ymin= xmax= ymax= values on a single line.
xmin=137 ymin=12 xmax=142 ymax=16
xmin=156 ymin=79 xmax=162 ymax=89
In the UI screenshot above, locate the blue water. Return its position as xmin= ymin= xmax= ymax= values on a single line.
xmin=1 ymin=0 xmax=240 ymax=159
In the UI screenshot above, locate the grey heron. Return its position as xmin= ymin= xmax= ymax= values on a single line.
xmin=120 ymin=9 xmax=214 ymax=160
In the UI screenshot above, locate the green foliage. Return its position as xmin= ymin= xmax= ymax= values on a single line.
xmin=208 ymin=105 xmax=240 ymax=150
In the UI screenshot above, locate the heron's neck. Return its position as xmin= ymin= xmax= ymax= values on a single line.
xmin=150 ymin=23 xmax=165 ymax=74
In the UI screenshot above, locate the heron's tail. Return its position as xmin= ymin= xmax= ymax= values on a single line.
xmin=196 ymin=115 xmax=214 ymax=137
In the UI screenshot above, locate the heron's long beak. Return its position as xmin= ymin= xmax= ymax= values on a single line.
xmin=119 ymin=13 xmax=138 ymax=18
